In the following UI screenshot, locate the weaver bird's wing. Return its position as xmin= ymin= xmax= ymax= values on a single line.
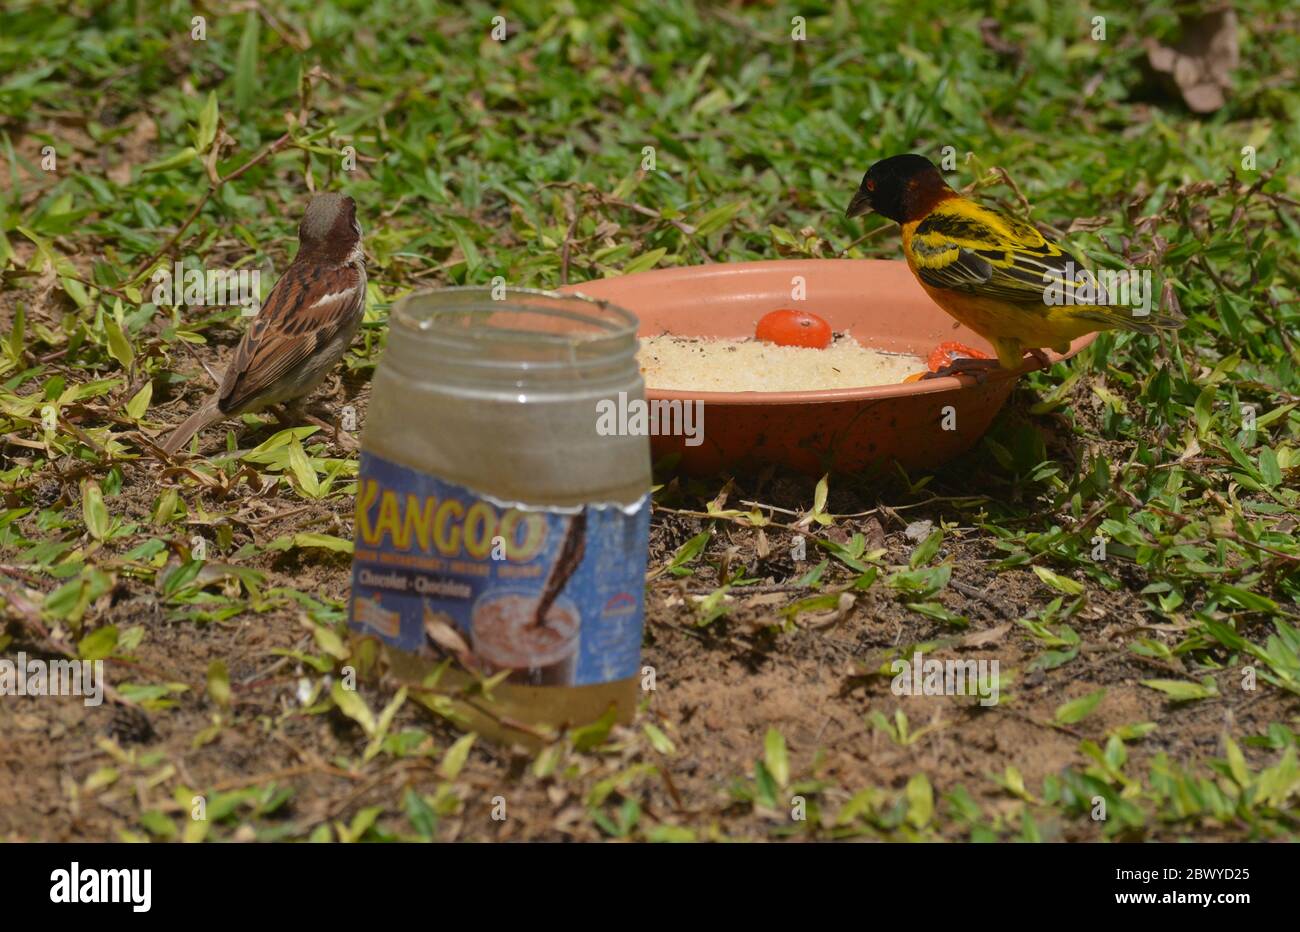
xmin=910 ymin=201 xmax=1094 ymax=305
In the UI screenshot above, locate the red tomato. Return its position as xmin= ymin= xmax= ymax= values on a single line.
xmin=755 ymin=309 xmax=833 ymax=349
xmin=927 ymin=341 xmax=992 ymax=372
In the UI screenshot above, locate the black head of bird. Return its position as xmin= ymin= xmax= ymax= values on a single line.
xmin=846 ymin=154 xmax=952 ymax=225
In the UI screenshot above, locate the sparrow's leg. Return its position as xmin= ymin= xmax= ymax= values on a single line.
xmin=292 ymin=403 xmax=358 ymax=451
xmin=269 ymin=401 xmax=356 ymax=450
xmin=312 ymin=414 xmax=358 ymax=451
xmin=268 ymin=404 xmax=294 ymax=427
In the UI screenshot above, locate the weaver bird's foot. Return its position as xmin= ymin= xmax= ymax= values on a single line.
xmin=905 ymin=341 xmax=998 ymax=384
xmin=1026 ymin=348 xmax=1055 ymax=369
xmin=920 ymin=356 xmax=1001 ymax=384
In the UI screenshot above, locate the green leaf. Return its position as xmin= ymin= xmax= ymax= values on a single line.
xmin=84 ymin=767 xmax=119 ymax=793
xmin=141 ymin=146 xmax=198 ymax=174
xmin=752 ymin=759 xmax=778 ymax=808
xmin=1110 ymin=721 xmax=1157 ymax=742
xmin=1193 ymin=383 xmax=1216 ymax=437
xmin=1141 ymin=678 xmax=1219 ymax=702
xmin=1255 ymin=747 xmax=1299 ymax=807
xmin=1255 ymin=403 xmax=1297 ymax=429
xmin=1220 ymin=432 xmax=1262 ymax=481
xmin=268 ymin=532 xmax=353 ymax=554
xmin=1258 ymin=447 xmax=1282 ymax=488
xmin=693 ymin=585 xmax=730 ymax=626
xmin=404 ymin=788 xmax=437 ymax=841
xmin=1212 ymin=583 xmax=1277 ymax=613
xmin=997 ymin=765 xmax=1037 ymax=803
xmin=331 ymin=681 xmax=376 ymax=735
xmin=666 ymin=530 xmax=710 ymax=576
xmin=1091 ymin=384 xmax=1127 ymax=414
xmin=1032 ymin=565 xmax=1085 ymax=596
xmin=646 ymin=824 xmax=696 ymax=842
xmin=643 ymin=723 xmax=675 ymax=755
xmin=1055 ymin=688 xmax=1105 ymax=725
xmin=139 ymin=809 xmax=177 ymax=839
xmin=570 ymin=705 xmax=618 ymax=751
xmin=152 ymin=488 xmax=179 ymax=525
xmin=438 ymin=731 xmax=476 ymax=779
xmin=694 ymin=200 xmax=745 ymax=235
xmin=621 ymin=247 xmax=667 ymax=275
xmin=905 ymin=773 xmax=933 ymax=828
xmin=818 ymin=537 xmax=871 ymax=573
xmin=78 ymin=625 xmax=118 ymax=660
xmin=764 ymin=727 xmax=789 ymax=788
xmin=313 ymin=624 xmax=350 ymax=660
xmin=82 ymin=480 xmax=109 ymax=541
xmin=769 ymin=224 xmax=799 ymax=246
xmin=364 ymin=687 xmax=407 ymax=762
xmin=116 ymin=683 xmax=189 ymax=709
xmin=886 ymin=563 xmax=951 ymax=598
xmin=286 ymin=439 xmax=321 ymax=498
xmin=125 ymin=381 xmax=152 ymax=420
xmin=791 ymin=559 xmax=828 ymax=588
xmin=196 ymin=91 xmax=219 ymax=152
xmin=5 ymin=304 xmax=23 ymax=360
xmin=1224 ymin=736 xmax=1251 ymax=787
xmin=207 ymin=660 xmax=231 ymax=710
xmin=782 ymin=592 xmax=841 ymax=617
xmin=812 ymin=473 xmax=830 ymax=522
xmin=234 ymin=12 xmax=260 ymax=112
xmin=908 ymin=600 xmax=968 ymax=627
xmin=103 ymin=309 xmax=133 ymax=369
xmin=910 ymin=528 xmax=943 ymax=568
xmin=62 ymin=276 xmax=89 ymax=308
xmin=339 ymin=806 xmax=382 ymax=843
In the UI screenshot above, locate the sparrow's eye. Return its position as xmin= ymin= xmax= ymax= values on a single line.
xmin=865 ymin=179 xmax=875 ymax=192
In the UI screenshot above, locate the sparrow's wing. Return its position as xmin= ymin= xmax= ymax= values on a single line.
xmin=218 ymin=261 xmax=365 ymax=414
xmin=910 ymin=200 xmax=1092 ymax=305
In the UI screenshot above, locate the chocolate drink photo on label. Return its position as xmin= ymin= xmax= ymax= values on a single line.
xmin=349 ymin=452 xmax=651 ymax=688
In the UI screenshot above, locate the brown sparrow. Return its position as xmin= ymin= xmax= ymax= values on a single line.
xmin=160 ymin=193 xmax=366 ymax=454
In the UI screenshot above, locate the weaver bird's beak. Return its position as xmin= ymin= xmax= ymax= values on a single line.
xmin=845 ymin=186 xmax=874 ymax=219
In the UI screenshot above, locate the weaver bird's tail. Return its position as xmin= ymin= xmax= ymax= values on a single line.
xmin=160 ymin=401 xmax=223 ymax=454
xmin=1071 ymin=308 xmax=1185 ymax=336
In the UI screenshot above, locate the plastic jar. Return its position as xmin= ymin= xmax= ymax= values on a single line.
xmin=349 ymin=287 xmax=651 ymax=742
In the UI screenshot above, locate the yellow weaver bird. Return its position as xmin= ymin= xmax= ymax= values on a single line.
xmin=845 ymin=154 xmax=1182 ymax=372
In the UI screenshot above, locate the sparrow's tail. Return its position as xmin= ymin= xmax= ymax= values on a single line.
xmin=160 ymin=401 xmax=224 ymax=454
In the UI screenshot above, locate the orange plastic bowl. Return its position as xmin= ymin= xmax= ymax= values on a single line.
xmin=559 ymin=259 xmax=1094 ymax=476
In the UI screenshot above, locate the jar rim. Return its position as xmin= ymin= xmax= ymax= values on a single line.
xmin=392 ymin=286 xmax=639 ymax=346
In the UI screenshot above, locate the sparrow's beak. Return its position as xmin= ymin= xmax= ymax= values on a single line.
xmin=845 ymin=186 xmax=874 ymax=219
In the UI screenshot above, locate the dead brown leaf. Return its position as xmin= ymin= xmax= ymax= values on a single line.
xmin=979 ymin=18 xmax=1022 ymax=62
xmin=1143 ymin=5 xmax=1239 ymax=113
xmin=962 ymin=621 xmax=1011 ymax=648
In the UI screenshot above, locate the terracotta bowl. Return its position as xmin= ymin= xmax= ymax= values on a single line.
xmin=560 ymin=259 xmax=1094 ymax=476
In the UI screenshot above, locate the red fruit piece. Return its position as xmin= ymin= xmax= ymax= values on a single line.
xmin=927 ymin=341 xmax=991 ymax=372
xmin=755 ymin=309 xmax=833 ymax=349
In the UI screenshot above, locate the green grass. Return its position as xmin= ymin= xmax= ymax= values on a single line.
xmin=1 ymin=0 xmax=1298 ymax=841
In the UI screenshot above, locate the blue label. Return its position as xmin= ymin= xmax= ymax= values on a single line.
xmin=348 ymin=452 xmax=650 ymax=687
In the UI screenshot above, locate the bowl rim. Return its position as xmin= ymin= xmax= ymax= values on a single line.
xmin=561 ymin=259 xmax=1098 ymax=405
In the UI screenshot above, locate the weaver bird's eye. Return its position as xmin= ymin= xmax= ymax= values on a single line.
xmin=865 ymin=180 xmax=875 ymax=191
